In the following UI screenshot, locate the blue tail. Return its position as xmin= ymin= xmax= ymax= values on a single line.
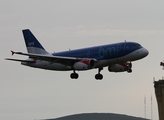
xmin=22 ymin=29 xmax=48 ymax=54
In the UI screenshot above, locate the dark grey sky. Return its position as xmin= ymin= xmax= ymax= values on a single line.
xmin=1 ymin=0 xmax=164 ymax=120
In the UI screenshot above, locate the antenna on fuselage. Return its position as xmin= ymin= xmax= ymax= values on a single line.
xmin=124 ymin=40 xmax=126 ymax=42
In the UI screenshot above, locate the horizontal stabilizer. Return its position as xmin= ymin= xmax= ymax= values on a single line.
xmin=5 ymin=58 xmax=35 ymax=63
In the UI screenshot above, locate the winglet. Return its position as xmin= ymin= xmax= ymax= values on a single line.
xmin=11 ymin=50 xmax=15 ymax=56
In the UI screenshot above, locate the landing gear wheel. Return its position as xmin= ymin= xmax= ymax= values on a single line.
xmin=70 ymin=73 xmax=79 ymax=79
xmin=127 ymin=69 xmax=132 ymax=73
xmin=95 ymin=74 xmax=103 ymax=80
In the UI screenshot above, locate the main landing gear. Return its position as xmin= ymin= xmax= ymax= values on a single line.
xmin=95 ymin=67 xmax=103 ymax=80
xmin=70 ymin=68 xmax=104 ymax=80
xmin=70 ymin=70 xmax=79 ymax=79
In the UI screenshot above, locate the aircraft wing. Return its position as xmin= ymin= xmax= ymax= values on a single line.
xmin=6 ymin=51 xmax=89 ymax=66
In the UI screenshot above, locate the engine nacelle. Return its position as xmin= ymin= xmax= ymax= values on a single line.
xmin=73 ymin=59 xmax=96 ymax=70
xmin=108 ymin=62 xmax=132 ymax=72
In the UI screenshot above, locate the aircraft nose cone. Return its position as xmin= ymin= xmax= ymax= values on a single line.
xmin=142 ymin=48 xmax=149 ymax=57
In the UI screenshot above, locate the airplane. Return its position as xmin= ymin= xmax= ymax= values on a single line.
xmin=5 ymin=29 xmax=149 ymax=80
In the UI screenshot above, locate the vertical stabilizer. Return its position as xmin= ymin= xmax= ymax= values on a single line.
xmin=22 ymin=29 xmax=48 ymax=54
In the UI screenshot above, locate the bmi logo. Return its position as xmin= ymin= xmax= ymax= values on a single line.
xmin=28 ymin=41 xmax=34 ymax=46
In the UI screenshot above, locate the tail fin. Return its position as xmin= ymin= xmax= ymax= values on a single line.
xmin=22 ymin=29 xmax=48 ymax=54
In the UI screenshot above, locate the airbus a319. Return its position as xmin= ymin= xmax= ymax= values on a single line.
xmin=6 ymin=29 xmax=149 ymax=80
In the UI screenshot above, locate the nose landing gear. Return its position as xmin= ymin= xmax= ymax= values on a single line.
xmin=126 ymin=61 xmax=132 ymax=73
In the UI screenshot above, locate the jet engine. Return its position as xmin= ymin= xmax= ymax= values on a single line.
xmin=73 ymin=59 xmax=96 ymax=70
xmin=108 ymin=61 xmax=132 ymax=73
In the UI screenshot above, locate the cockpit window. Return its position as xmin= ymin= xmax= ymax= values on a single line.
xmin=128 ymin=44 xmax=142 ymax=49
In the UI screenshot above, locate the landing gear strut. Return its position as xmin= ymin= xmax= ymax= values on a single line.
xmin=70 ymin=70 xmax=79 ymax=79
xmin=95 ymin=67 xmax=103 ymax=80
xmin=126 ymin=61 xmax=132 ymax=73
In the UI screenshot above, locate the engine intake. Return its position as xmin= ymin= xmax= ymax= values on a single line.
xmin=108 ymin=61 xmax=132 ymax=72
xmin=73 ymin=59 xmax=96 ymax=70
